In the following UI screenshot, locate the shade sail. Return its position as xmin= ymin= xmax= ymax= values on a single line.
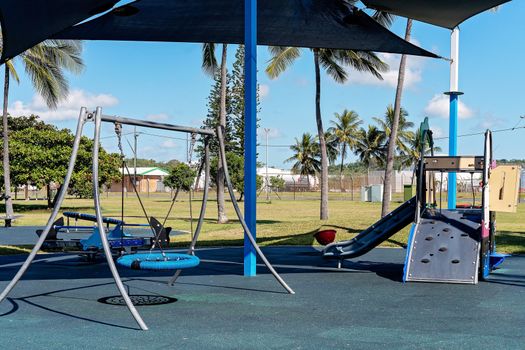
xmin=55 ymin=0 xmax=437 ymax=57
xmin=0 ymin=0 xmax=119 ymax=63
xmin=0 ymin=0 xmax=439 ymax=65
xmin=362 ymin=0 xmax=510 ymax=29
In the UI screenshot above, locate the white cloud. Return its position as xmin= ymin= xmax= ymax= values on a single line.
xmin=424 ymin=94 xmax=473 ymax=119
xmin=8 ymin=89 xmax=119 ymax=121
xmin=475 ymin=114 xmax=505 ymax=130
xmin=146 ymin=113 xmax=170 ymax=122
xmin=346 ymin=51 xmax=425 ymax=89
xmin=259 ymin=84 xmax=270 ymax=98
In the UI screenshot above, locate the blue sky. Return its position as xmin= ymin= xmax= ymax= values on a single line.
xmin=6 ymin=1 xmax=525 ymax=168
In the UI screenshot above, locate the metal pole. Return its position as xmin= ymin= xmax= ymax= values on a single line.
xmin=264 ymin=128 xmax=270 ymax=201
xmin=218 ymin=126 xmax=294 ymax=294
xmin=134 ymin=126 xmax=137 ymax=187
xmin=186 ymin=133 xmax=189 ymax=163
xmin=0 ymin=108 xmax=88 ymax=303
xmin=169 ymin=139 xmax=211 ymax=285
xmin=446 ymin=27 xmax=463 ymax=210
xmin=244 ymin=0 xmax=257 ymax=277
xmin=92 ymin=108 xmax=148 ymax=331
xmin=101 ymin=114 xmax=214 ymax=136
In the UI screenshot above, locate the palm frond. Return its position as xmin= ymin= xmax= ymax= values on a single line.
xmin=22 ymin=54 xmax=66 ymax=109
xmin=340 ymin=50 xmax=388 ymax=80
xmin=40 ymin=40 xmax=84 ymax=75
xmin=266 ymin=47 xmax=301 ymax=79
xmin=372 ymin=10 xmax=394 ymax=27
xmin=319 ymin=49 xmax=347 ymax=83
xmin=5 ymin=60 xmax=20 ymax=83
xmin=202 ymin=43 xmax=218 ymax=77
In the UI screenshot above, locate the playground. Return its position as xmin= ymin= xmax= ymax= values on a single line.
xmin=1 ymin=0 xmax=525 ymax=348
xmin=0 ymin=247 xmax=524 ymax=349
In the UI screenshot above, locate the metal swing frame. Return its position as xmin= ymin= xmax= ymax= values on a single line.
xmin=0 ymin=106 xmax=293 ymax=331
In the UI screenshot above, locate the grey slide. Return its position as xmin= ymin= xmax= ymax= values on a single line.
xmin=323 ymin=197 xmax=417 ymax=260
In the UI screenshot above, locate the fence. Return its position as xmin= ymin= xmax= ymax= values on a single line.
xmin=9 ymin=169 xmax=525 ymax=203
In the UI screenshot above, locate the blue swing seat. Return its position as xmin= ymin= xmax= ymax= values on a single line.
xmin=117 ymin=253 xmax=200 ymax=271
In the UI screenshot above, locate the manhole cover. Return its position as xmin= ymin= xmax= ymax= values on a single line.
xmin=98 ymin=295 xmax=177 ymax=306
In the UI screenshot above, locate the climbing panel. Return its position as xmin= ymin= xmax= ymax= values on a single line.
xmin=404 ymin=209 xmax=481 ymax=284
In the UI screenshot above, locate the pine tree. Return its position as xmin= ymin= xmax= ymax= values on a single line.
xmin=198 ymin=69 xmax=234 ymax=157
xmin=230 ymin=45 xmax=260 ymax=157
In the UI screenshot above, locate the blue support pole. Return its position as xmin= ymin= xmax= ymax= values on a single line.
xmin=447 ymin=92 xmax=460 ymax=209
xmin=243 ymin=0 xmax=257 ymax=276
xmin=446 ymin=27 xmax=462 ymax=210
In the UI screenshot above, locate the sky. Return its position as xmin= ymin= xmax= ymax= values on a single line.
xmin=5 ymin=1 xmax=525 ymax=169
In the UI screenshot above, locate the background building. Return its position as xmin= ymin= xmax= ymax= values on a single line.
xmin=109 ymin=167 xmax=170 ymax=193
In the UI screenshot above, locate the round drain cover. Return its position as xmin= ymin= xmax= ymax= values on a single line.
xmin=98 ymin=295 xmax=177 ymax=306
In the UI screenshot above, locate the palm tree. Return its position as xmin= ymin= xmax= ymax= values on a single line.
xmin=381 ymin=18 xmax=413 ymax=217
xmin=323 ymin=130 xmax=339 ymax=166
xmin=374 ymin=105 xmax=414 ymax=155
xmin=267 ymin=48 xmax=386 ymax=219
xmin=286 ymin=133 xmax=321 ymax=189
xmin=400 ymin=127 xmax=442 ymax=172
xmin=328 ymin=109 xmax=362 ymax=192
xmin=202 ymin=43 xmax=229 ymax=223
xmin=354 ymin=125 xmax=386 ymax=185
xmin=2 ymin=40 xmax=83 ymax=221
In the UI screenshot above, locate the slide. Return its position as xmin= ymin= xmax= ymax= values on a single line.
xmin=323 ymin=196 xmax=417 ymax=260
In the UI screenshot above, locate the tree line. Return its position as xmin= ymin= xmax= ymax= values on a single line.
xmin=0 ymin=115 xmax=120 ymax=207
xmin=286 ymin=106 xmax=440 ymax=191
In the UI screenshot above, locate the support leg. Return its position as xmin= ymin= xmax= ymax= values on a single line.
xmin=92 ymin=107 xmax=148 ymax=331
xmin=217 ymin=126 xmax=294 ymax=294
xmin=169 ymin=140 xmax=211 ymax=286
xmin=0 ymin=108 xmax=88 ymax=303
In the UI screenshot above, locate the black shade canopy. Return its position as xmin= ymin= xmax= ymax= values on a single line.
xmin=0 ymin=0 xmax=438 ymax=65
xmin=362 ymin=0 xmax=510 ymax=29
xmin=54 ymin=0 xmax=437 ymax=57
xmin=0 ymin=0 xmax=119 ymax=63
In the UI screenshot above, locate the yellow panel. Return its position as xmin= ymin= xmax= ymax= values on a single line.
xmin=489 ymin=165 xmax=521 ymax=213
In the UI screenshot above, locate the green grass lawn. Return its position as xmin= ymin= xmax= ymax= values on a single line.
xmin=1 ymin=191 xmax=524 ymax=254
xmin=0 ymin=245 xmax=34 ymax=255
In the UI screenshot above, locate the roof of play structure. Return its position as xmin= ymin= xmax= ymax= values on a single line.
xmin=0 ymin=0 xmax=509 ymax=64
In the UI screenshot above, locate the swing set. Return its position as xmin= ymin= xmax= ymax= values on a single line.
xmin=0 ymin=107 xmax=294 ymax=331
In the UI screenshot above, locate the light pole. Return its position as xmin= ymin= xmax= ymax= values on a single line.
xmin=133 ymin=126 xmax=138 ymax=187
xmin=264 ymin=128 xmax=270 ymax=200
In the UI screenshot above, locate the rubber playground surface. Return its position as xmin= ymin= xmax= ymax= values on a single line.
xmin=0 ymin=246 xmax=524 ymax=349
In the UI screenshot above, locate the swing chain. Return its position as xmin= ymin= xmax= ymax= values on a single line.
xmin=114 ymin=122 xmax=124 ymax=159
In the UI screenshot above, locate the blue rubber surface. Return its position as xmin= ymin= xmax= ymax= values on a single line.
xmin=1 ymin=247 xmax=524 ymax=349
xmin=117 ymin=252 xmax=200 ymax=270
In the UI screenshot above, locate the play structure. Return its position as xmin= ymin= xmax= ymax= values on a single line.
xmin=324 ymin=118 xmax=521 ymax=284
xmin=0 ymin=107 xmax=294 ymax=331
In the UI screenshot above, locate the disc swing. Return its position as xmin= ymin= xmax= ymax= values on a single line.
xmin=0 ymin=107 xmax=292 ymax=332
xmin=112 ymin=122 xmax=200 ymax=271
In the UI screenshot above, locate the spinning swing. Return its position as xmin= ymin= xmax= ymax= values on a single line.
xmin=112 ymin=122 xmax=200 ymax=271
xmin=0 ymin=107 xmax=292 ymax=332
